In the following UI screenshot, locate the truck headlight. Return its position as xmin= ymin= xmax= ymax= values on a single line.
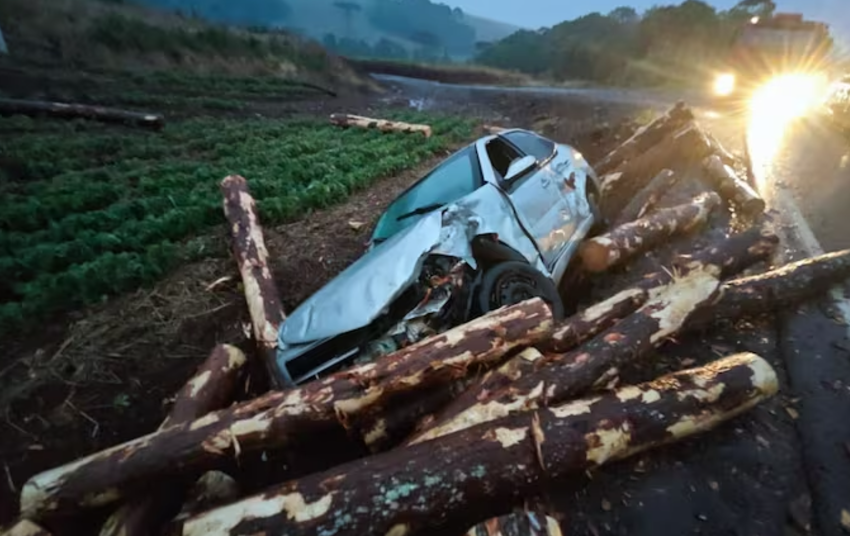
xmin=714 ymin=73 xmax=736 ymax=96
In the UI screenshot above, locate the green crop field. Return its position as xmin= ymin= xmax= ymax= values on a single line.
xmin=0 ymin=110 xmax=474 ymax=335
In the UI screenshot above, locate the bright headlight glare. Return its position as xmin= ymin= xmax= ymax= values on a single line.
xmin=750 ymin=73 xmax=824 ymax=119
xmin=714 ymin=74 xmax=736 ymax=96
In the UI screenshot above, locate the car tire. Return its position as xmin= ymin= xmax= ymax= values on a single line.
xmin=586 ymin=181 xmax=606 ymax=235
xmin=476 ymin=261 xmax=566 ymax=320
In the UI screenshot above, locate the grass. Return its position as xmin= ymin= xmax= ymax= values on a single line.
xmin=0 ymin=110 xmax=474 ymax=336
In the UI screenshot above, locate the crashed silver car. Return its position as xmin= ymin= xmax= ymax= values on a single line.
xmin=274 ymin=129 xmax=602 ymax=386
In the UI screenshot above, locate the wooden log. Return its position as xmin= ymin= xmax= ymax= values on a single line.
xmin=579 ymin=192 xmax=721 ymax=273
xmin=600 ymin=123 xmax=714 ymax=220
xmin=1 ymin=520 xmax=51 ymax=536
xmin=691 ymin=249 xmax=850 ymax=326
xmin=99 ymin=345 xmax=247 ymax=536
xmin=702 ymin=155 xmax=766 ymax=217
xmin=483 ymin=125 xmax=509 ymax=135
xmin=464 ymin=512 xmax=562 ymax=536
xmin=704 ymin=131 xmax=738 ymax=166
xmin=611 ymin=169 xmax=678 ymax=226
xmin=19 ymin=300 xmax=553 ymax=519
xmin=221 ymin=175 xmax=286 ymax=385
xmin=330 ymin=113 xmax=432 ymax=137
xmin=176 ymin=472 xmax=240 ymax=522
xmin=0 ymin=98 xmax=164 ymax=130
xmin=181 ymin=352 xmax=777 ymax=536
xmin=595 ymin=101 xmax=695 ymax=174
xmin=410 ymin=266 xmax=720 ymax=444
xmin=403 ymin=225 xmax=779 ymax=447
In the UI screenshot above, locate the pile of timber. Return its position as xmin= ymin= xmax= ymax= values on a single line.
xmin=9 ymin=103 xmax=850 ymax=536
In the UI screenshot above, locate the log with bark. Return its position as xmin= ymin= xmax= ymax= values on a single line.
xmin=464 ymin=512 xmax=563 ymax=536
xmin=330 ymin=114 xmax=432 ymax=137
xmin=702 ymin=155 xmax=766 ymax=217
xmin=181 ymin=352 xmax=778 ymax=536
xmin=594 ymin=101 xmax=695 ymax=175
xmin=579 ymin=192 xmax=721 ymax=273
xmin=400 ymin=225 xmax=779 ymax=448
xmin=98 ymin=345 xmax=247 ymax=536
xmin=0 ymin=98 xmax=164 ymax=130
xmin=19 ymin=299 xmax=553 ymax=519
xmin=600 ymin=123 xmax=714 ymax=220
xmin=409 ymin=266 xmax=721 ymax=444
xmin=690 ymin=248 xmax=850 ymax=327
xmin=221 ymin=175 xmax=286 ymax=386
xmin=1 ymin=520 xmax=51 ymax=536
xmin=704 ymin=131 xmax=738 ymax=166
xmin=611 ymin=169 xmax=678 ymax=227
xmin=483 ymin=125 xmax=508 ymax=135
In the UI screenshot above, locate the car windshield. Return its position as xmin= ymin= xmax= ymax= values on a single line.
xmin=372 ymin=146 xmax=482 ymax=242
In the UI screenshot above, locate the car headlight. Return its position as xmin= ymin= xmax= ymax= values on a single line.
xmin=713 ymin=73 xmax=736 ymax=96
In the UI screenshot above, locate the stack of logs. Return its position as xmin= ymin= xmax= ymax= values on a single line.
xmin=8 ymin=103 xmax=850 ymax=536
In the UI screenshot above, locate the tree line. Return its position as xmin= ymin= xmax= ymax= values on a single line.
xmin=476 ymin=0 xmax=782 ymax=84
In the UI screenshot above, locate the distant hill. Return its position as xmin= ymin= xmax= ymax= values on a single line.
xmin=130 ymin=0 xmax=522 ymax=60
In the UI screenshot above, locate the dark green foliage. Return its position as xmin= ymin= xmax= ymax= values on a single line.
xmin=132 ymin=0 xmax=293 ymax=27
xmin=0 ymin=111 xmax=473 ymax=334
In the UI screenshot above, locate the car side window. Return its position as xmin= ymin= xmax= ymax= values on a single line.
xmin=503 ymin=131 xmax=556 ymax=162
xmin=485 ymin=138 xmax=522 ymax=179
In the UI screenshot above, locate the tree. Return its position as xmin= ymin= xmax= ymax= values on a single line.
xmin=334 ymin=1 xmax=361 ymax=38
xmin=731 ymin=0 xmax=776 ymax=18
xmin=609 ymin=6 xmax=639 ymax=25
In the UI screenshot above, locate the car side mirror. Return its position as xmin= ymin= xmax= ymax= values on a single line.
xmin=504 ymin=155 xmax=537 ymax=182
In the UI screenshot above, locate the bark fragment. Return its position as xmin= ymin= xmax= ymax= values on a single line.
xmin=182 ymin=353 xmax=777 ymax=536
xmin=19 ymin=300 xmax=553 ymax=519
xmin=330 ymin=113 xmax=432 ymax=137
xmin=464 ymin=512 xmax=563 ymax=536
xmin=580 ymin=192 xmax=721 ymax=273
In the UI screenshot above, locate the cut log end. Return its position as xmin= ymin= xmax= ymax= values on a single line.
xmin=578 ymin=239 xmax=615 ymax=273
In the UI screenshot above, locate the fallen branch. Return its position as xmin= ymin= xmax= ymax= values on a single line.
xmin=612 ymin=169 xmax=678 ymax=226
xmin=579 ymin=192 xmax=721 ymax=273
xmin=330 ymin=114 xmax=432 ymax=137
xmin=410 ymin=266 xmax=720 ymax=444
xmin=20 ymin=300 xmax=553 ymax=519
xmin=0 ymin=98 xmax=164 ymax=130
xmin=221 ymin=175 xmax=286 ymax=385
xmin=464 ymin=512 xmax=563 ymax=536
xmin=600 ymin=123 xmax=713 ymax=220
xmin=181 ymin=352 xmax=777 ymax=536
xmin=99 ymin=345 xmax=247 ymax=536
xmin=595 ymin=101 xmax=695 ymax=174
xmin=702 ymin=155 xmax=765 ymax=217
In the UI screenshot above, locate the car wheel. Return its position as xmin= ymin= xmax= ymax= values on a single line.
xmin=477 ymin=261 xmax=566 ymax=320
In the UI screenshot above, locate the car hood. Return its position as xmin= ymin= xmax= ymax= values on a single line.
xmin=279 ymin=184 xmax=547 ymax=346
xmin=280 ymin=211 xmax=445 ymax=345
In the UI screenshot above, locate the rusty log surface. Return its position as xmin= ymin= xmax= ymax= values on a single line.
xmin=0 ymin=98 xmax=164 ymax=130
xmin=702 ymin=155 xmax=766 ymax=217
xmin=580 ymin=192 xmax=722 ymax=273
xmin=595 ymin=101 xmax=694 ymax=175
xmin=464 ymin=512 xmax=563 ymax=536
xmin=410 ymin=267 xmax=720 ymax=444
xmin=1 ymin=520 xmax=51 ymax=536
xmin=612 ymin=169 xmax=678 ymax=227
xmin=690 ymin=248 xmax=850 ymax=327
xmin=181 ymin=353 xmax=777 ymax=536
xmin=221 ymin=175 xmax=285 ymax=384
xmin=98 ymin=345 xmax=247 ymax=536
xmin=405 ymin=225 xmax=778 ymax=446
xmin=600 ymin=123 xmax=714 ymax=220
xmin=330 ymin=113 xmax=432 ymax=137
xmin=19 ymin=300 xmax=553 ymax=519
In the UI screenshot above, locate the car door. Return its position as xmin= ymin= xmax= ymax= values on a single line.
xmin=480 ymin=135 xmax=573 ymax=267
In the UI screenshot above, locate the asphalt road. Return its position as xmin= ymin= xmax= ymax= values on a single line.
xmin=378 ymin=74 xmax=850 ymax=536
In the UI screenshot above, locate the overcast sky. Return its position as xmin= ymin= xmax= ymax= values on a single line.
xmin=445 ymin=0 xmax=848 ymax=44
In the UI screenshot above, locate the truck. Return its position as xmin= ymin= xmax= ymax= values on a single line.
xmin=712 ymin=12 xmax=833 ymax=105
